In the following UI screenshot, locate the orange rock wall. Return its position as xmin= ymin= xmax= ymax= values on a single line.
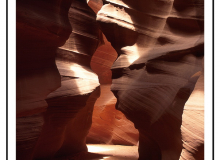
xmin=95 ymin=0 xmax=204 ymax=159
xmin=16 ymin=0 xmax=204 ymax=159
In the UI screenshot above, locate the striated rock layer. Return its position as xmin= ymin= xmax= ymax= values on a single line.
xmin=86 ymin=84 xmax=139 ymax=146
xmin=96 ymin=0 xmax=204 ymax=159
xmin=180 ymin=71 xmax=204 ymax=160
xmin=16 ymin=0 xmax=204 ymax=159
xmin=87 ymin=1 xmax=140 ymax=146
xmin=16 ymin=0 xmax=72 ymax=159
xmin=17 ymin=0 xmax=102 ymax=159
xmin=33 ymin=1 xmax=102 ymax=159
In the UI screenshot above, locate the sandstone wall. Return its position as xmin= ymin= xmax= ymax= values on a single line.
xmin=17 ymin=0 xmax=101 ymax=159
xmin=95 ymin=0 xmax=204 ymax=159
xmin=16 ymin=0 xmax=204 ymax=159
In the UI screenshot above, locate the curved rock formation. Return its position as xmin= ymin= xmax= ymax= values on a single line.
xmin=86 ymin=84 xmax=139 ymax=145
xmin=33 ymin=1 xmax=102 ymax=159
xmin=17 ymin=0 xmax=102 ymax=159
xmin=16 ymin=0 xmax=72 ymax=159
xmin=96 ymin=0 xmax=204 ymax=159
xmin=87 ymin=1 xmax=139 ymax=146
xmin=16 ymin=0 xmax=204 ymax=159
xmin=180 ymin=70 xmax=204 ymax=160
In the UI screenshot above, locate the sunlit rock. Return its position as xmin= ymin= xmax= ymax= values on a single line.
xmin=16 ymin=0 xmax=204 ymax=159
xmin=96 ymin=0 xmax=204 ymax=159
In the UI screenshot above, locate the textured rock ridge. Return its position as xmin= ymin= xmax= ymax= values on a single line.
xmin=180 ymin=70 xmax=204 ymax=160
xmin=96 ymin=0 xmax=204 ymax=159
xmin=33 ymin=1 xmax=102 ymax=159
xmin=86 ymin=84 xmax=139 ymax=145
xmin=17 ymin=0 xmax=102 ymax=159
xmin=16 ymin=0 xmax=204 ymax=159
xmin=16 ymin=0 xmax=72 ymax=159
xmin=85 ymin=1 xmax=140 ymax=146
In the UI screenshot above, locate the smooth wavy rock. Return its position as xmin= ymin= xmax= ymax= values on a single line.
xmin=180 ymin=71 xmax=204 ymax=160
xmin=33 ymin=1 xmax=102 ymax=159
xmin=96 ymin=0 xmax=204 ymax=159
xmin=17 ymin=0 xmax=101 ymax=159
xmin=87 ymin=1 xmax=140 ymax=145
xmin=16 ymin=0 xmax=204 ymax=159
xmin=16 ymin=0 xmax=72 ymax=159
xmin=86 ymin=84 xmax=139 ymax=145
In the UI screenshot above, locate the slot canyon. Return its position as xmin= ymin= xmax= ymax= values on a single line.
xmin=16 ymin=0 xmax=204 ymax=159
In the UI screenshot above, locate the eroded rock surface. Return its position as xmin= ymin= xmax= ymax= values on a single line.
xmin=16 ymin=0 xmax=72 ymax=159
xmin=33 ymin=1 xmax=102 ymax=159
xmin=96 ymin=0 xmax=204 ymax=159
xmin=86 ymin=84 xmax=139 ymax=146
xmin=17 ymin=0 xmax=101 ymax=159
xmin=86 ymin=0 xmax=140 ymax=146
xmin=16 ymin=0 xmax=204 ymax=159
xmin=180 ymin=71 xmax=204 ymax=160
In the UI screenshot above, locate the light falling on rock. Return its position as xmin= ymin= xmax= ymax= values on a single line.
xmin=16 ymin=0 xmax=204 ymax=159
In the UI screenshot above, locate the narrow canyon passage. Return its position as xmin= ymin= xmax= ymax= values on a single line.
xmin=16 ymin=0 xmax=204 ymax=160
